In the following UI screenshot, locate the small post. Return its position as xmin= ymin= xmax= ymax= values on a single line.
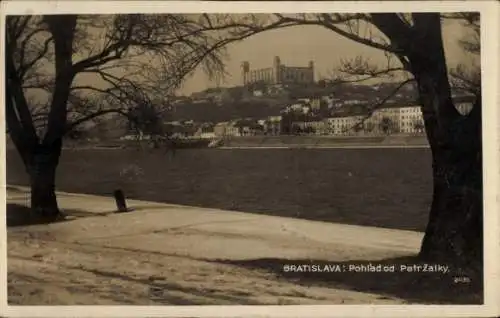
xmin=113 ymin=189 xmax=128 ymax=213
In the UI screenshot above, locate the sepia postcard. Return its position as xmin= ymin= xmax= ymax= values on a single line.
xmin=1 ymin=1 xmax=499 ymax=317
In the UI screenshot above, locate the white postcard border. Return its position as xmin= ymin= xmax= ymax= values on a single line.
xmin=0 ymin=1 xmax=498 ymax=317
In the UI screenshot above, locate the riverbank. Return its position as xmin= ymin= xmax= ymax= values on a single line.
xmin=220 ymin=135 xmax=429 ymax=148
xmin=5 ymin=134 xmax=429 ymax=151
xmin=219 ymin=145 xmax=429 ymax=150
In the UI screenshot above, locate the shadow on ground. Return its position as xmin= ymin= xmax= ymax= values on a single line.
xmin=6 ymin=201 xmax=194 ymax=228
xmin=212 ymin=256 xmax=483 ymax=305
xmin=6 ymin=203 xmax=102 ymax=227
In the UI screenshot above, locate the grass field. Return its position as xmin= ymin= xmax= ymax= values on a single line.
xmin=6 ymin=147 xmax=433 ymax=232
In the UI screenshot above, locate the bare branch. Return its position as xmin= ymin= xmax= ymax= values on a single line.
xmin=66 ymin=108 xmax=130 ymax=133
xmin=326 ymin=54 xmax=410 ymax=86
xmin=18 ymin=36 xmax=53 ymax=80
xmin=5 ymin=38 xmax=39 ymax=141
xmin=321 ymin=14 xmax=403 ymax=53
xmin=447 ymin=12 xmax=480 ymax=98
xmin=342 ymin=79 xmax=416 ymax=133
xmin=450 ymin=64 xmax=481 ymax=97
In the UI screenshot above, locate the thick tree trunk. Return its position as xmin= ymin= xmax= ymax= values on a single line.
xmin=419 ymin=101 xmax=482 ymax=269
xmin=6 ymin=15 xmax=77 ymax=223
xmin=393 ymin=14 xmax=484 ymax=270
xmin=414 ymin=67 xmax=482 ymax=269
xmin=26 ymin=141 xmax=64 ymax=220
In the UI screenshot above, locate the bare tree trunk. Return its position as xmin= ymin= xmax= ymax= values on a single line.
xmin=26 ymin=140 xmax=63 ymax=220
xmin=402 ymin=14 xmax=483 ymax=269
xmin=419 ymin=98 xmax=482 ymax=268
xmin=18 ymin=15 xmax=78 ymax=221
xmin=414 ymin=65 xmax=482 ymax=268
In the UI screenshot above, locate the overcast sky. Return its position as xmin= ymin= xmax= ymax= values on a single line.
xmin=177 ymin=18 xmax=470 ymax=95
xmin=65 ymin=14 xmax=475 ymax=100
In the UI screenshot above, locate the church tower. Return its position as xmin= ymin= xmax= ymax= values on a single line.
xmin=308 ymin=60 xmax=315 ymax=83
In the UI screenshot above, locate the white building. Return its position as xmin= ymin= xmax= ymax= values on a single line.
xmin=268 ymin=115 xmax=282 ymax=123
xmin=310 ymin=121 xmax=329 ymax=134
xmin=286 ymin=103 xmax=310 ymax=114
xmin=214 ymin=122 xmax=241 ymax=137
xmin=294 ymin=120 xmax=329 ymax=135
xmin=199 ymin=132 xmax=217 ymax=139
xmin=253 ymin=90 xmax=264 ymax=97
xmin=396 ymin=106 xmax=423 ymax=134
xmin=325 ymin=116 xmax=364 ymax=136
xmin=265 ymin=116 xmax=282 ymax=135
xmin=322 ymin=96 xmax=475 ymax=136
xmin=325 ymin=106 xmax=417 ymax=136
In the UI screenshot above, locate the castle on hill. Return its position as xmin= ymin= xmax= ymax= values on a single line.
xmin=241 ymin=56 xmax=315 ymax=86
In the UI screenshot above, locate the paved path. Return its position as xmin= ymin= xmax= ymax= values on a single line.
xmin=9 ymin=186 xmax=459 ymax=306
xmin=7 ymin=185 xmax=423 ymax=262
xmin=8 ymin=186 xmax=487 ymax=308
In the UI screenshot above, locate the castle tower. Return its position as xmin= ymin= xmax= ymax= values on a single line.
xmin=273 ymin=56 xmax=281 ymax=84
xmin=308 ymin=60 xmax=315 ymax=83
xmin=241 ymin=61 xmax=250 ymax=85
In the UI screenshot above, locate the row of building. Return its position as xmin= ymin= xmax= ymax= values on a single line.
xmin=196 ymin=100 xmax=474 ymax=139
xmin=125 ymin=97 xmax=474 ymax=142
